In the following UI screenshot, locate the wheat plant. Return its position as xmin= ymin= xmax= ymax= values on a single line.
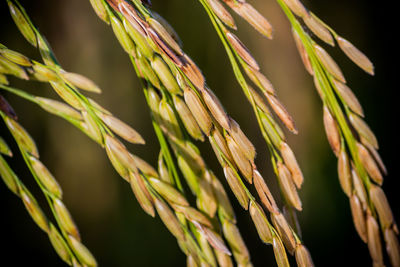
xmin=1 ymin=0 xmax=398 ymax=266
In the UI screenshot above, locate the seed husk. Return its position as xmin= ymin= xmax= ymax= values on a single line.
xmin=292 ymin=29 xmax=314 ymax=75
xmin=245 ymin=67 xmax=276 ymax=95
xmin=53 ymin=199 xmax=80 ymax=240
xmin=104 ymin=135 xmax=138 ymax=174
xmin=184 ymin=87 xmax=213 ymax=135
xmin=323 ymin=105 xmax=340 ymax=156
xmin=201 ymin=86 xmax=230 ymax=131
xmin=364 ymin=142 xmax=387 ymax=176
xmin=130 ymin=172 xmax=155 ymax=217
xmin=211 ymin=174 xmax=236 ymax=222
xmin=110 ymin=16 xmax=136 ymax=57
xmin=132 ymin=155 xmax=158 ymax=178
xmin=198 ymin=233 xmax=217 ymax=267
xmin=337 ymin=149 xmax=352 ymax=197
xmin=271 ymin=213 xmax=296 ymax=254
xmin=295 ymin=244 xmax=314 ymax=267
xmin=4 ymin=116 xmax=38 ymax=157
xmin=223 ymin=165 xmax=249 ymax=209
xmin=0 ymin=48 xmax=31 ymax=67
xmin=151 ymin=56 xmax=181 ymax=95
xmin=370 ymin=185 xmax=393 ymax=229
xmin=0 ymin=155 xmax=19 ymax=195
xmin=215 ymin=249 xmax=234 ymax=267
xmin=337 ymin=36 xmax=374 ymax=75
xmin=82 ymin=111 xmax=103 ymax=144
xmin=180 ymin=54 xmax=205 ymax=90
xmin=222 ymin=220 xmax=249 ymax=257
xmin=332 ymin=79 xmax=364 ymax=117
xmin=197 ymin=171 xmax=217 ymax=217
xmin=314 ymin=44 xmax=345 ymax=83
xmin=159 ymin=100 xmax=183 ymax=139
xmin=48 ymin=224 xmax=71 ymax=264
xmin=99 ymin=113 xmax=145 ymax=144
xmin=357 ymin=143 xmax=383 ymax=185
xmin=177 ymin=155 xmax=199 ymax=194
xmin=68 ymin=235 xmax=97 ymax=267
xmin=260 ymin=113 xmax=282 ymax=147
xmin=0 ymin=137 xmax=12 ymax=157
xmin=226 ymin=2 xmax=273 ymax=39
xmin=150 ymin=178 xmax=188 ymax=206
xmin=277 ymin=162 xmax=302 ymax=210
xmin=207 ymin=0 xmax=236 ymax=29
xmin=0 ymin=56 xmax=28 ymax=80
xmin=29 ymin=156 xmax=62 ymax=198
xmin=349 ymin=113 xmax=378 ymax=149
xmin=36 ymin=97 xmax=82 ymax=121
xmin=249 ymin=200 xmax=273 ymax=243
xmin=228 ymin=118 xmax=255 ymax=162
xmin=303 ymin=13 xmax=334 ymax=46
xmin=351 ymin=168 xmax=367 ymax=207
xmin=154 ymin=198 xmax=185 ymax=240
xmin=367 ymin=214 xmax=384 ymax=264
xmin=173 ymin=95 xmax=204 ymax=141
xmin=20 ymin=189 xmax=49 ymax=232
xmin=50 ymin=81 xmax=83 ymax=111
xmin=272 ymin=236 xmax=290 ymax=267
xmin=158 ymin=152 xmax=173 ymax=184
xmin=60 ymin=72 xmax=101 ymax=94
xmin=350 ymin=194 xmax=367 ymax=243
xmin=148 ymin=18 xmax=183 ymax=56
xmin=122 ymin=17 xmax=153 ymax=59
xmin=210 ymin=128 xmax=233 ymax=164
xmin=7 ymin=1 xmax=37 ymax=46
xmin=253 ymin=169 xmax=279 ymax=214
xmin=151 ymin=12 xmax=182 ymax=47
xmin=248 ymin=85 xmax=272 ymax=115
xmin=384 ymin=228 xmax=400 ymax=267
xmin=89 ymin=0 xmax=109 ymax=24
xmin=226 ymin=31 xmax=259 ymax=70
xmin=226 ymin=135 xmax=253 ymax=183
xmin=265 ymin=94 xmax=297 ymax=134
xmin=283 ymin=0 xmax=308 ymax=18
xmin=280 ymin=141 xmax=303 ymax=188
xmin=173 ymin=205 xmax=212 ymax=228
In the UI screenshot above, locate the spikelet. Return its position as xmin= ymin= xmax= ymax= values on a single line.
xmin=272 ymin=236 xmax=290 ymax=267
xmin=223 ymin=165 xmax=249 ymax=209
xmin=292 ymin=29 xmax=313 ymax=75
xmin=98 ymin=113 xmax=145 ymax=144
xmin=147 ymin=18 xmax=183 ymax=56
xmin=201 ymin=87 xmax=230 ymax=131
xmin=331 ymin=79 xmax=364 ymax=117
xmin=277 ymin=162 xmax=302 ymax=210
xmin=384 ymin=228 xmax=400 ymax=267
xmin=226 ymin=32 xmax=259 ymax=70
xmin=0 ymin=48 xmax=31 ymax=67
xmin=249 ymin=201 xmax=273 ymax=243
xmin=154 ymin=198 xmax=185 ymax=240
xmin=7 ymin=1 xmax=37 ymax=46
xmin=295 ymin=245 xmax=314 ymax=267
xmin=337 ymin=149 xmax=352 ymax=197
xmin=68 ymin=235 xmax=97 ymax=267
xmin=282 ymin=0 xmax=308 ymax=18
xmin=130 ymin=172 xmax=155 ymax=217
xmin=370 ymin=185 xmax=393 ymax=229
xmin=28 ymin=156 xmax=62 ymax=198
xmin=183 ymin=87 xmax=213 ymax=135
xmin=207 ymin=0 xmax=236 ymax=29
xmin=225 ymin=1 xmax=273 ymax=38
xmin=303 ymin=13 xmax=334 ymax=46
xmin=226 ymin=135 xmax=253 ymax=183
xmin=228 ymin=118 xmax=255 ymax=162
xmin=314 ymin=44 xmax=345 ymax=83
xmin=280 ymin=142 xmax=303 ymax=188
xmin=350 ymin=194 xmax=367 ymax=243
xmin=36 ymin=97 xmax=82 ymax=121
xmin=337 ymin=36 xmax=374 ymax=75
xmin=151 ymin=56 xmax=181 ymax=95
xmin=349 ymin=113 xmax=378 ymax=149
xmin=20 ymin=190 xmax=49 ymax=232
xmin=271 ymin=213 xmax=296 ymax=254
xmin=4 ymin=116 xmax=38 ymax=157
xmin=323 ymin=106 xmax=340 ymax=156
xmin=173 ymin=95 xmax=204 ymax=141
xmin=60 ymin=72 xmax=101 ymax=93
xmin=367 ymin=214 xmax=384 ymax=264
xmin=253 ymin=170 xmax=279 ymax=214
xmin=149 ymin=178 xmax=188 ymax=206
xmin=89 ymin=0 xmax=109 ymax=24
xmin=356 ymin=143 xmax=383 ymax=185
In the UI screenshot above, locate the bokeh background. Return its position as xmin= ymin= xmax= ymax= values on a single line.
xmin=0 ymin=0 xmax=398 ymax=266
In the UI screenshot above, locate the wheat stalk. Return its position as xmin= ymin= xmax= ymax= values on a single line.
xmin=0 ymin=99 xmax=96 ymax=266
xmin=275 ymin=0 xmax=399 ymax=266
xmin=1 ymin=3 xmax=247 ymax=264
xmin=86 ymin=0 xmax=317 ymax=266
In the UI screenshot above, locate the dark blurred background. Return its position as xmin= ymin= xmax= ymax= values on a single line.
xmin=0 ymin=0 xmax=398 ymax=266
